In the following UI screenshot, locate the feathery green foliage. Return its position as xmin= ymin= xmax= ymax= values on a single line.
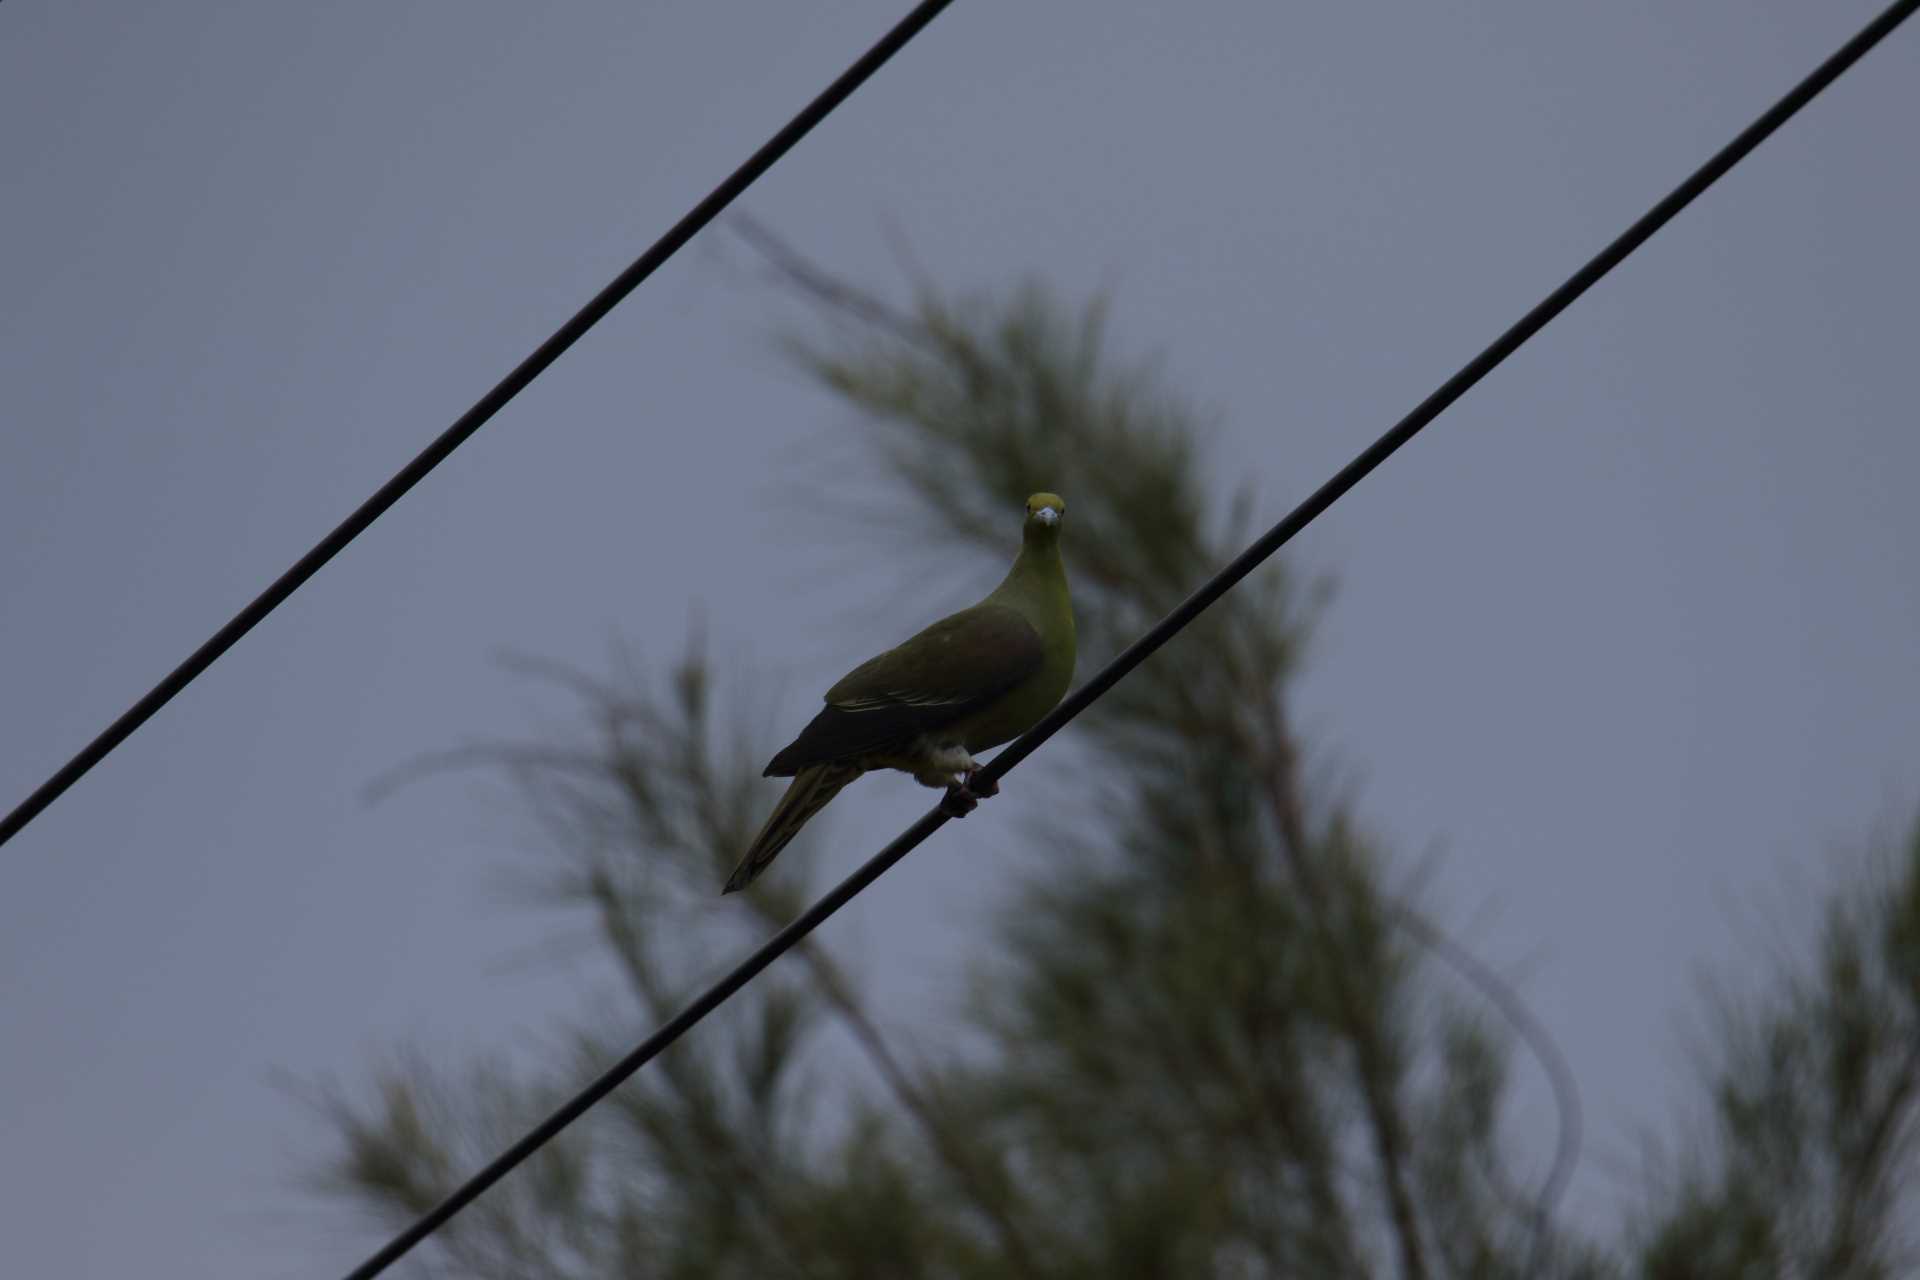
xmin=307 ymin=258 xmax=1919 ymax=1279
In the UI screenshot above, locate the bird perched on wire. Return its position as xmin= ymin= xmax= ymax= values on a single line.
xmin=724 ymin=493 xmax=1075 ymax=893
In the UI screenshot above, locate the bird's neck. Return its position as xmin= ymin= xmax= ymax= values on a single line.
xmin=990 ymin=532 xmax=1065 ymax=608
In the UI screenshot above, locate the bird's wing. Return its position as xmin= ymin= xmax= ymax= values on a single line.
xmin=764 ymin=603 xmax=1044 ymax=776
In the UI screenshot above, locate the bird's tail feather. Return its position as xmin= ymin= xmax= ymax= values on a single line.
xmin=723 ymin=763 xmax=861 ymax=893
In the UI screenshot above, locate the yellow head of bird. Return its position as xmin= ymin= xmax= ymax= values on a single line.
xmin=1024 ymin=492 xmax=1066 ymax=534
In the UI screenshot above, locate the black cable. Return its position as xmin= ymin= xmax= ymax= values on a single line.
xmin=338 ymin=3 xmax=1919 ymax=1274
xmin=0 ymin=0 xmax=957 ymax=850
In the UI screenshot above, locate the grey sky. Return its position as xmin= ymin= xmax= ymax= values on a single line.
xmin=3 ymin=2 xmax=1916 ymax=1275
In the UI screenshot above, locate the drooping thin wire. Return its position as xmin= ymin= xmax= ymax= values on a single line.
xmin=338 ymin=3 xmax=1919 ymax=1275
xmin=0 ymin=0 xmax=957 ymax=851
xmin=1387 ymin=902 xmax=1583 ymax=1267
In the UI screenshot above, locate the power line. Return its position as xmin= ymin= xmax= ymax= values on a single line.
xmin=0 ymin=0 xmax=957 ymax=851
xmin=338 ymin=2 xmax=1919 ymax=1275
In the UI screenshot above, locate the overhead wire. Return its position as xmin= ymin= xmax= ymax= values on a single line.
xmin=338 ymin=2 xmax=1920 ymax=1275
xmin=0 ymin=0 xmax=957 ymax=850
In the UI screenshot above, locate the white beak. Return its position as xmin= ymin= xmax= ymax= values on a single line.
xmin=1035 ymin=507 xmax=1059 ymax=526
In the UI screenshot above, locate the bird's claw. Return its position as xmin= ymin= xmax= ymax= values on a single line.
xmin=939 ymin=768 xmax=998 ymax=818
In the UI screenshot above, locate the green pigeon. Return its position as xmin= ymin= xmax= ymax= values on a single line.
xmin=724 ymin=493 xmax=1075 ymax=894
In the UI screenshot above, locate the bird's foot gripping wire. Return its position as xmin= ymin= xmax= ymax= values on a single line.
xmin=939 ymin=767 xmax=999 ymax=818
